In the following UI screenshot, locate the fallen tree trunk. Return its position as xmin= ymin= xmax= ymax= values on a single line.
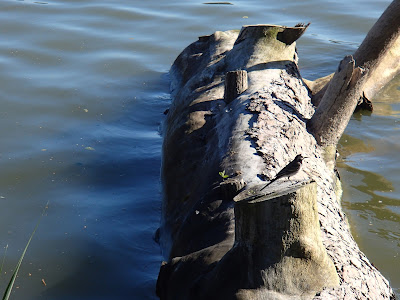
xmin=156 ymin=21 xmax=396 ymax=300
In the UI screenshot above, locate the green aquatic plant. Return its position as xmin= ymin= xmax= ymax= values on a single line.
xmin=2 ymin=201 xmax=49 ymax=300
xmin=219 ymin=170 xmax=229 ymax=179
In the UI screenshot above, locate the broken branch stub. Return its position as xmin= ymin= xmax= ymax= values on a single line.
xmin=308 ymin=55 xmax=367 ymax=147
xmin=224 ymin=70 xmax=248 ymax=104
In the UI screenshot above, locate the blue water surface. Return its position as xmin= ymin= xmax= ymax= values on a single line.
xmin=0 ymin=0 xmax=397 ymax=299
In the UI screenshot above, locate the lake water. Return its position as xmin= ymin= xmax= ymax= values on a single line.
xmin=0 ymin=0 xmax=398 ymax=299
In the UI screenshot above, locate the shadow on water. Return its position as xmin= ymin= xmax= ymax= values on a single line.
xmin=31 ymin=75 xmax=170 ymax=300
xmin=39 ymin=237 xmax=160 ymax=300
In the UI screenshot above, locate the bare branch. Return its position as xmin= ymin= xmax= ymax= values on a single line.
xmin=308 ymin=56 xmax=367 ymax=146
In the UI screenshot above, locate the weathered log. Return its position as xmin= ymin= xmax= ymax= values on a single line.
xmin=157 ymin=23 xmax=396 ymax=300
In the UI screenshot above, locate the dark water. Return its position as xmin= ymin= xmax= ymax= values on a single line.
xmin=0 ymin=0 xmax=397 ymax=299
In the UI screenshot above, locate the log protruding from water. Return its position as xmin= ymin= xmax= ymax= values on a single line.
xmin=158 ymin=18 xmax=396 ymax=299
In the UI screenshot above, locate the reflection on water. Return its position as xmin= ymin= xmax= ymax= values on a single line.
xmin=339 ymin=163 xmax=394 ymax=194
xmin=338 ymin=75 xmax=400 ymax=296
xmin=338 ymin=133 xmax=375 ymax=157
xmin=373 ymin=76 xmax=400 ymax=117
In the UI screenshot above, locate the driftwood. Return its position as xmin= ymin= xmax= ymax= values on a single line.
xmin=156 ymin=4 xmax=399 ymax=299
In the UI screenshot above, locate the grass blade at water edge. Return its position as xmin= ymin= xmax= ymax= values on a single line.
xmin=2 ymin=201 xmax=49 ymax=300
xmin=0 ymin=244 xmax=8 ymax=279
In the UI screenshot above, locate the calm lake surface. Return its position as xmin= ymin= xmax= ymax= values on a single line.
xmin=0 ymin=0 xmax=398 ymax=298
